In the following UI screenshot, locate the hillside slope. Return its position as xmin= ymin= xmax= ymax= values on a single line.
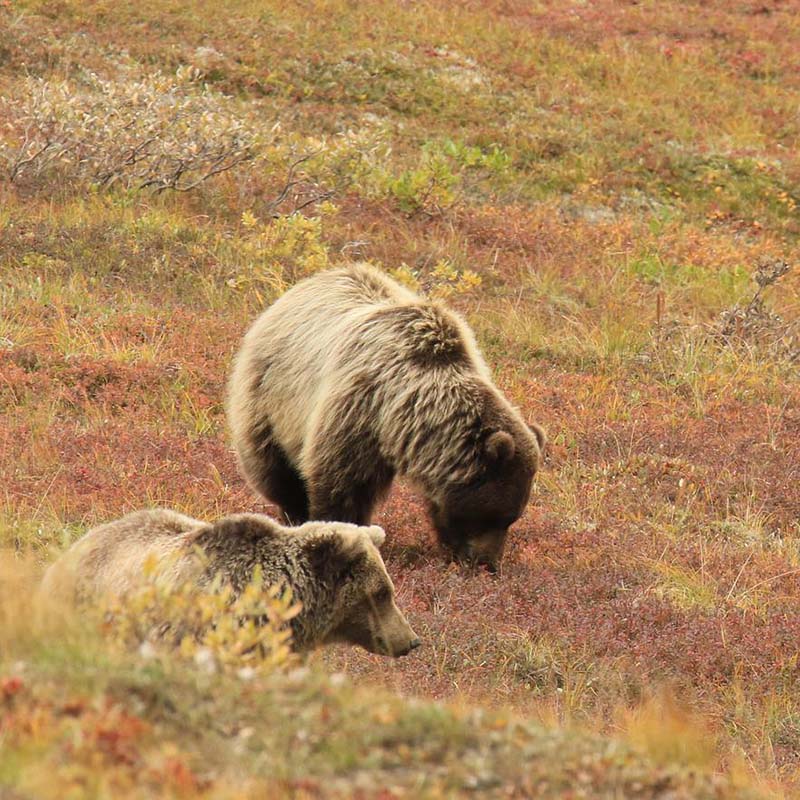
xmin=1 ymin=0 xmax=798 ymax=795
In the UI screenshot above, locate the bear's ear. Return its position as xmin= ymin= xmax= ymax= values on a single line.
xmin=529 ymin=423 xmax=547 ymax=453
xmin=307 ymin=531 xmax=368 ymax=583
xmin=366 ymin=525 xmax=386 ymax=549
xmin=485 ymin=430 xmax=515 ymax=463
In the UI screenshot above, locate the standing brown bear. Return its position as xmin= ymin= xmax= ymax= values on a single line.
xmin=227 ymin=263 xmax=546 ymax=571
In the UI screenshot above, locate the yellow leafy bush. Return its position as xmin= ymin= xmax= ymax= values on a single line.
xmin=103 ymin=554 xmax=301 ymax=676
xmin=392 ymin=259 xmax=482 ymax=299
xmin=231 ymin=208 xmax=334 ymax=298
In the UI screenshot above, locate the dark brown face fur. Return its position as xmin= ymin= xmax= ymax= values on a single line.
xmin=307 ymin=528 xmax=421 ymax=657
xmin=327 ymin=582 xmax=419 ymax=656
xmin=429 ymin=426 xmax=541 ymax=572
xmin=195 ymin=517 xmax=420 ymax=656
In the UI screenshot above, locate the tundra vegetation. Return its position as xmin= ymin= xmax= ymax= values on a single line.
xmin=0 ymin=0 xmax=798 ymax=796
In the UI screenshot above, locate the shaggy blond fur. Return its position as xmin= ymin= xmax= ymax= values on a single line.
xmin=227 ymin=263 xmax=546 ymax=568
xmin=41 ymin=509 xmax=420 ymax=656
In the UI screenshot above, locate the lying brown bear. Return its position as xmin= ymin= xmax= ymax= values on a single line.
xmin=228 ymin=263 xmax=546 ymax=570
xmin=41 ymin=509 xmax=420 ymax=657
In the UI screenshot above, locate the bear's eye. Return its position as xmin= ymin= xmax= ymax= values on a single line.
xmin=371 ymin=587 xmax=391 ymax=605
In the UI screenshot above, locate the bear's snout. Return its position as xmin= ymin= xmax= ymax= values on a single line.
xmin=371 ymin=601 xmax=421 ymax=658
xmin=385 ymin=635 xmax=421 ymax=657
xmin=396 ymin=638 xmax=422 ymax=657
xmin=447 ymin=529 xmax=508 ymax=573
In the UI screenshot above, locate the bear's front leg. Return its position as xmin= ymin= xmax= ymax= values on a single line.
xmin=307 ymin=447 xmax=394 ymax=525
xmin=304 ymin=390 xmax=394 ymax=525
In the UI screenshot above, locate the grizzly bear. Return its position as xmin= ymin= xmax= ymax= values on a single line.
xmin=227 ymin=263 xmax=546 ymax=571
xmin=41 ymin=509 xmax=420 ymax=657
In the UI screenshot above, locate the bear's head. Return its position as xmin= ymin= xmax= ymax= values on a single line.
xmin=304 ymin=523 xmax=421 ymax=657
xmin=429 ymin=412 xmax=546 ymax=572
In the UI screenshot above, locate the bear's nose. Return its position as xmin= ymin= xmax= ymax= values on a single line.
xmin=409 ymin=638 xmax=422 ymax=651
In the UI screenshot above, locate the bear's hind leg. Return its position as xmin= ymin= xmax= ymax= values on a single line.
xmin=239 ymin=420 xmax=310 ymax=524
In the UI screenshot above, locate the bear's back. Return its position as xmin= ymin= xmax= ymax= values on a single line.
xmin=186 ymin=513 xmax=293 ymax=593
xmin=315 ymin=264 xmax=490 ymax=376
xmin=228 ymin=263 xmax=492 ymax=465
xmin=229 ymin=265 xmax=415 ymax=459
xmin=41 ymin=509 xmax=202 ymax=601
